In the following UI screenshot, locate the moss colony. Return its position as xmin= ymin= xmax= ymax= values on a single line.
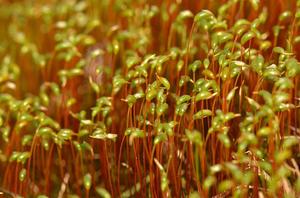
xmin=0 ymin=0 xmax=300 ymax=197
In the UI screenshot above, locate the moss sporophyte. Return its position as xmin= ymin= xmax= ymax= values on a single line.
xmin=0 ymin=0 xmax=300 ymax=197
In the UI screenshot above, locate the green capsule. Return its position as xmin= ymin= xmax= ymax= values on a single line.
xmin=193 ymin=109 xmax=212 ymax=120
xmin=19 ymin=168 xmax=27 ymax=182
xmin=126 ymin=95 xmax=136 ymax=108
xmin=83 ymin=173 xmax=92 ymax=190
xmin=241 ymin=31 xmax=255 ymax=45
